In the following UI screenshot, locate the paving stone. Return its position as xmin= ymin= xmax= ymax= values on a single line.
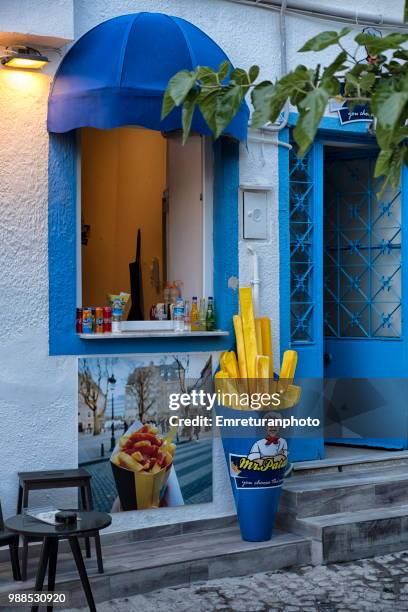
xmin=65 ymin=548 xmax=408 ymax=612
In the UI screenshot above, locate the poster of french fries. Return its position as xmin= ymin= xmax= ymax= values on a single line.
xmin=78 ymin=354 xmax=213 ymax=512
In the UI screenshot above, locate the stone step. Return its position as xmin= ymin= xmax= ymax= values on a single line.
xmin=280 ymin=464 xmax=408 ymax=518
xmin=293 ymin=448 xmax=408 ymax=476
xmin=283 ymin=503 xmax=408 ymax=564
xmin=0 ymin=525 xmax=311 ymax=609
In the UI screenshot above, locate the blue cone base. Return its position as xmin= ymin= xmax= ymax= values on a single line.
xmin=216 ymin=405 xmax=285 ymax=542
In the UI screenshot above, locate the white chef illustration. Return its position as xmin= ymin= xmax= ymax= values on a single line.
xmin=247 ymin=412 xmax=288 ymax=465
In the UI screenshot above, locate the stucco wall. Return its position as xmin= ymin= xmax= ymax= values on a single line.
xmin=0 ymin=0 xmax=405 ymax=529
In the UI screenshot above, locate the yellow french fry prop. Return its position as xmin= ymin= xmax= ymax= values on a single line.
xmin=256 ymin=355 xmax=270 ymax=395
xmin=239 ymin=288 xmax=257 ymax=380
xmin=278 ymin=350 xmax=298 ymax=394
xmin=233 ymin=315 xmax=248 ymax=380
xmin=220 ymin=351 xmax=240 ymax=379
xmin=280 ymin=384 xmax=302 ymax=409
xmin=258 ymin=317 xmax=274 ymax=378
xmin=255 ymin=319 xmax=263 ymax=355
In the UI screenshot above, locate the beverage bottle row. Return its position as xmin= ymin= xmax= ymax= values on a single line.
xmin=175 ymin=296 xmax=216 ymax=332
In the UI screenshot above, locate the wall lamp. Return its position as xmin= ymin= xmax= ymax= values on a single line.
xmin=1 ymin=45 xmax=49 ymax=70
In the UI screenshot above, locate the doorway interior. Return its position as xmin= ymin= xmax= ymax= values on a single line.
xmin=323 ymin=141 xmax=406 ymax=450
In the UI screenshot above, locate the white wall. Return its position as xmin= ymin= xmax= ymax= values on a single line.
xmin=0 ymin=0 xmax=405 ymax=529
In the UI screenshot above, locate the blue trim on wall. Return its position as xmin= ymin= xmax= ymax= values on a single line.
xmin=288 ymin=111 xmax=371 ymax=135
xmin=213 ymin=138 xmax=240 ymax=349
xmin=48 ymin=134 xmax=239 ymax=356
xmin=278 ymin=128 xmax=291 ymax=362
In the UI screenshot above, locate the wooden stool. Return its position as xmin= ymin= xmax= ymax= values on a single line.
xmin=17 ymin=468 xmax=104 ymax=581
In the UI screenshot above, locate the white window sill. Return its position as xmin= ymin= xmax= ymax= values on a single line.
xmin=79 ymin=330 xmax=229 ymax=340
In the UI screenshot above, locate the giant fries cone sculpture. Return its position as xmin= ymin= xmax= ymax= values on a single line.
xmin=216 ymin=287 xmax=301 ymax=541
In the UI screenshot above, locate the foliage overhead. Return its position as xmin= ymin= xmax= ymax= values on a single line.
xmin=162 ymin=16 xmax=408 ymax=191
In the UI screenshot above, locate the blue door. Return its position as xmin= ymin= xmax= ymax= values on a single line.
xmin=323 ymin=144 xmax=408 ymax=448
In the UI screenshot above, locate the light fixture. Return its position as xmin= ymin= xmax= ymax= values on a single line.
xmin=1 ymin=45 xmax=49 ymax=70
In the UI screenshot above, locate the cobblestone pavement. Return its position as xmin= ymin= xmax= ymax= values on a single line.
xmin=66 ymin=550 xmax=408 ymax=612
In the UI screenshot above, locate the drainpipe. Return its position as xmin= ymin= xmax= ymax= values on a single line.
xmin=247 ymin=246 xmax=260 ymax=316
xmin=227 ymin=0 xmax=407 ymax=30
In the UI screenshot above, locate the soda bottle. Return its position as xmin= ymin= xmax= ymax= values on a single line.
xmin=206 ymin=297 xmax=216 ymax=331
xmin=173 ymin=298 xmax=185 ymax=332
xmin=184 ymin=300 xmax=191 ymax=331
xmin=199 ymin=298 xmax=206 ymax=331
xmin=191 ymin=297 xmax=200 ymax=331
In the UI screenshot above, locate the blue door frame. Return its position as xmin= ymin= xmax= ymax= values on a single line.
xmin=280 ymin=113 xmax=408 ymax=456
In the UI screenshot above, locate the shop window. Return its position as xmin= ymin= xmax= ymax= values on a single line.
xmin=79 ymin=128 xmax=213 ymax=327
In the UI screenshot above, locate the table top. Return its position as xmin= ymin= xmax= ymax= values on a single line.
xmin=5 ymin=512 xmax=111 ymax=538
xmin=18 ymin=468 xmax=91 ymax=484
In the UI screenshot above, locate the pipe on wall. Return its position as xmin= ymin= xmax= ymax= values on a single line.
xmin=227 ymin=0 xmax=407 ymax=29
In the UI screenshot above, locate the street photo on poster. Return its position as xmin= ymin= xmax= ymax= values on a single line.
xmin=78 ymin=354 xmax=213 ymax=512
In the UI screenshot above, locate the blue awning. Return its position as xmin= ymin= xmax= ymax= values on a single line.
xmin=48 ymin=12 xmax=249 ymax=140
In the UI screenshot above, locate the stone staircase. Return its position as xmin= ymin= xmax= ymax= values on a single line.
xmin=278 ymin=457 xmax=408 ymax=564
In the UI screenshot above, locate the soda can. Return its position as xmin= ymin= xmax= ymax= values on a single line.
xmin=82 ymin=308 xmax=94 ymax=334
xmin=95 ymin=307 xmax=104 ymax=333
xmin=103 ymin=307 xmax=112 ymax=333
xmin=76 ymin=308 xmax=83 ymax=333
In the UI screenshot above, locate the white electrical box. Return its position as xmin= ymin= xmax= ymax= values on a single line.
xmin=242 ymin=189 xmax=269 ymax=240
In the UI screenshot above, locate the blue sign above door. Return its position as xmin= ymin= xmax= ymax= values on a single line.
xmin=338 ymin=102 xmax=372 ymax=125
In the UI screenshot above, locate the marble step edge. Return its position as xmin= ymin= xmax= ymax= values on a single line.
xmin=283 ymin=465 xmax=408 ymax=493
xmin=293 ymin=451 xmax=408 ymax=474
xmin=0 ymin=514 xmax=237 ymax=564
xmin=277 ymin=503 xmax=408 ymax=565
xmin=296 ymin=502 xmax=408 ymax=537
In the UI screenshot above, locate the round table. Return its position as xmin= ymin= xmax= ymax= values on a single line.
xmin=5 ymin=511 xmax=111 ymax=612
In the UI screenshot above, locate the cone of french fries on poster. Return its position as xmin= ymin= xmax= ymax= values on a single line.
xmin=215 ymin=287 xmax=301 ymax=542
xmin=110 ymin=424 xmax=176 ymax=510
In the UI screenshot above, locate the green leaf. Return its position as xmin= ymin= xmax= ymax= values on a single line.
xmin=161 ymin=89 xmax=177 ymax=120
xmin=197 ymin=66 xmax=219 ymax=85
xmin=405 ymin=0 xmax=408 ymax=22
xmin=374 ymin=90 xmax=408 ymax=129
xmin=182 ymin=89 xmax=200 ymax=144
xmin=231 ymin=67 xmax=249 ymax=86
xmin=162 ymin=70 xmax=197 ymax=119
xmin=355 ymin=32 xmax=408 ymax=55
xmin=322 ymin=51 xmax=347 ymax=79
xmin=299 ymin=27 xmax=351 ymax=52
xmin=198 ymin=84 xmax=244 ymax=139
xmin=218 ymin=60 xmax=231 ymax=82
xmin=293 ymin=87 xmax=329 ymax=156
xmin=248 ymin=65 xmax=260 ymax=83
xmin=375 ymin=145 xmax=405 ymax=194
xmin=359 ymin=73 xmax=376 ymax=93
xmin=251 ymin=81 xmax=276 ymax=127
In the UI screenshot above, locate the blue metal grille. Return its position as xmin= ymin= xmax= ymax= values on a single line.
xmin=324 ymin=154 xmax=401 ymax=339
xmin=289 ymin=147 xmax=314 ymax=343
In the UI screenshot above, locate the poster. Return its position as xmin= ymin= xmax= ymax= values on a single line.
xmin=78 ymin=354 xmax=213 ymax=512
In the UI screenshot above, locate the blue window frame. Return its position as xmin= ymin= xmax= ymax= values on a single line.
xmin=289 ymin=145 xmax=315 ymax=343
xmin=48 ymin=133 xmax=239 ymax=356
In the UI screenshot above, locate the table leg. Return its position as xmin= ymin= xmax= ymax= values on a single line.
xmin=68 ymin=536 xmax=96 ymax=612
xmin=31 ymin=537 xmax=50 ymax=612
xmin=16 ymin=485 xmax=23 ymax=514
xmin=84 ymin=483 xmax=104 ymax=573
xmin=9 ymin=539 xmax=22 ymax=581
xmin=80 ymin=486 xmax=91 ymax=558
xmin=46 ymin=539 xmax=58 ymax=612
xmin=21 ymin=485 xmax=29 ymax=581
